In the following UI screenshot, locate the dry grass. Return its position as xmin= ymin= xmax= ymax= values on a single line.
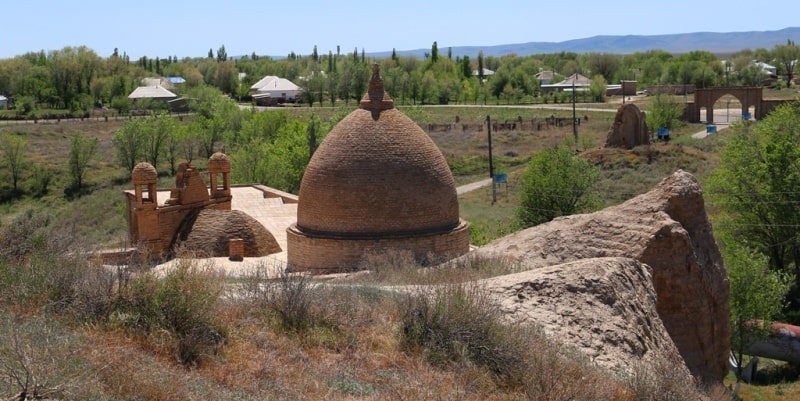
xmin=339 ymin=249 xmax=523 ymax=285
xmin=0 ymin=255 xmax=731 ymax=400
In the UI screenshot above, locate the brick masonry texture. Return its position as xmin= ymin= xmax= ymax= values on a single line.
xmin=288 ymin=66 xmax=470 ymax=273
xmin=297 ymin=107 xmax=460 ymax=235
xmin=287 ymin=220 xmax=470 ymax=274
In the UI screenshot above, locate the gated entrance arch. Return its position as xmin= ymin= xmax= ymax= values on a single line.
xmin=693 ymin=87 xmax=763 ymax=123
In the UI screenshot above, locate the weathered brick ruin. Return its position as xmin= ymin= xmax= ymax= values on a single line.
xmin=604 ymin=103 xmax=650 ymax=149
xmin=125 ymin=152 xmax=280 ymax=259
xmin=286 ymin=65 xmax=470 ymax=273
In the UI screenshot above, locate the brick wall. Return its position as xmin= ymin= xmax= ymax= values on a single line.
xmin=286 ymin=220 xmax=470 ymax=274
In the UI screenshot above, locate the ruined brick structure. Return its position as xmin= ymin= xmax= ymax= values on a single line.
xmin=286 ymin=65 xmax=470 ymax=273
xmin=604 ymin=103 xmax=650 ymax=149
xmin=125 ymin=152 xmax=280 ymax=259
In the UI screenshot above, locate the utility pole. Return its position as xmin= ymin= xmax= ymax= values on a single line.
xmin=486 ymin=115 xmax=496 ymax=205
xmin=572 ymin=81 xmax=578 ymax=151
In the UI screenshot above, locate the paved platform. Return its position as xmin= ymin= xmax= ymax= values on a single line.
xmin=153 ymin=186 xmax=295 ymax=278
xmin=154 ymin=181 xmax=486 ymax=278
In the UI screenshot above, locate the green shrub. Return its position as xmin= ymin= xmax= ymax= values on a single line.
xmin=116 ymin=261 xmax=227 ymax=366
xmin=28 ymin=164 xmax=53 ymax=198
xmin=399 ymin=283 xmax=631 ymax=399
xmin=400 ymin=284 xmax=530 ymax=387
xmin=244 ymin=270 xmax=349 ymax=347
xmin=0 ymin=210 xmax=113 ymax=318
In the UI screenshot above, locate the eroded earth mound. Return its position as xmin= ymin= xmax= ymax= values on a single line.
xmin=476 ymin=170 xmax=729 ymax=383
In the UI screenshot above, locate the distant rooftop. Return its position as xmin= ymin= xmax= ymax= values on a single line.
xmin=128 ymin=86 xmax=177 ymax=99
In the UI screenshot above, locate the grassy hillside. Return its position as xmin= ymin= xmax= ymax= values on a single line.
xmin=0 ymin=101 xmax=786 ymax=400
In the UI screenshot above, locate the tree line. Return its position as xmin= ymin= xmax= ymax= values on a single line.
xmin=0 ymin=41 xmax=797 ymax=116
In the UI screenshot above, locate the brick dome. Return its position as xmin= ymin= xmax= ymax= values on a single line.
xmin=287 ymin=65 xmax=470 ymax=274
xmin=296 ymin=69 xmax=459 ymax=237
xmin=132 ymin=162 xmax=157 ymax=184
xmin=208 ymin=152 xmax=231 ymax=173
xmin=177 ymin=209 xmax=281 ymax=257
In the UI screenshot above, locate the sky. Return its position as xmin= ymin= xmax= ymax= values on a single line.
xmin=2 ymin=0 xmax=798 ymax=60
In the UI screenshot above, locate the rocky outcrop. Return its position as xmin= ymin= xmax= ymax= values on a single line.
xmin=483 ymin=257 xmax=690 ymax=378
xmin=177 ymin=209 xmax=281 ymax=258
xmin=476 ymin=170 xmax=729 ymax=383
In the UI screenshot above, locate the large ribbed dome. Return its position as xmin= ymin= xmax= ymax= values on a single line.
xmin=296 ymin=66 xmax=459 ymax=237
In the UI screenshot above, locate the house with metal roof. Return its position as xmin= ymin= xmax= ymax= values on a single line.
xmin=249 ymin=76 xmax=302 ymax=104
xmin=541 ymin=73 xmax=592 ymax=93
xmin=755 ymin=61 xmax=778 ymax=78
xmin=128 ymin=86 xmax=178 ymax=101
xmin=535 ymin=70 xmax=555 ymax=85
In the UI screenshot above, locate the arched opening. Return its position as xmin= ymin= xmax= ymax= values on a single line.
xmin=713 ymin=94 xmax=742 ymax=124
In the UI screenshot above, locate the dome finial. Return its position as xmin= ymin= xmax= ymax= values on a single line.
xmin=359 ymin=63 xmax=393 ymax=112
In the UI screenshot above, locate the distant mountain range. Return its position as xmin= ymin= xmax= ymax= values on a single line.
xmin=366 ymin=27 xmax=800 ymax=59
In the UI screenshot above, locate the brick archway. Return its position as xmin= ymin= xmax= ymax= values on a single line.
xmin=693 ymin=87 xmax=763 ymax=123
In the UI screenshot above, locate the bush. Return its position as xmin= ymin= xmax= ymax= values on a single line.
xmin=0 ymin=210 xmax=112 ymax=317
xmin=517 ymin=145 xmax=599 ymax=227
xmin=28 ymin=164 xmax=53 ymax=198
xmin=399 ymin=283 xmax=630 ymax=399
xmin=648 ymin=93 xmax=684 ymax=130
xmin=623 ymin=356 xmax=728 ymax=401
xmin=400 ymin=284 xmax=531 ymax=387
xmin=0 ymin=314 xmax=100 ymax=400
xmin=244 ymin=270 xmax=337 ymax=336
xmin=117 ymin=261 xmax=227 ymax=366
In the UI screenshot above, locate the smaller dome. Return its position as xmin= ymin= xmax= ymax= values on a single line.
xmin=208 ymin=152 xmax=231 ymax=172
xmin=132 ymin=162 xmax=157 ymax=184
xmin=177 ymin=209 xmax=281 ymax=257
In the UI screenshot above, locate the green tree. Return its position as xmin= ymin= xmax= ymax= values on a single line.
xmin=350 ymin=62 xmax=369 ymax=102
xmin=726 ymin=241 xmax=793 ymax=383
xmin=113 ymin=119 xmax=145 ymax=171
xmin=13 ymin=95 xmax=36 ymax=117
xmin=708 ymin=101 xmax=800 ymax=315
xmin=586 ymin=52 xmax=621 ymax=81
xmin=419 ymin=70 xmax=438 ymax=104
xmin=68 ymin=133 xmax=98 ymax=189
xmin=230 ymin=120 xmax=314 ymax=193
xmin=0 ymin=134 xmax=28 ymax=192
xmin=490 ymin=69 xmax=510 ymax=103
xmin=215 ymin=60 xmax=238 ymax=95
xmin=176 ymin=126 xmax=200 ymax=165
xmin=142 ymin=113 xmax=174 ymax=170
xmin=477 ymin=51 xmax=485 ymax=82
xmin=517 ymin=145 xmax=599 ymax=227
xmin=460 ymin=55 xmax=472 ymax=79
xmin=110 ymin=96 xmax=131 ymax=115
xmin=164 ymin=123 xmax=187 ymax=176
xmin=589 ymin=74 xmax=607 ymax=102
xmin=772 ymin=40 xmax=799 ymax=86
xmin=216 ymin=45 xmax=228 ymax=62
xmin=194 ymin=116 xmax=227 ymax=158
xmin=647 ymin=92 xmax=684 ymax=130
